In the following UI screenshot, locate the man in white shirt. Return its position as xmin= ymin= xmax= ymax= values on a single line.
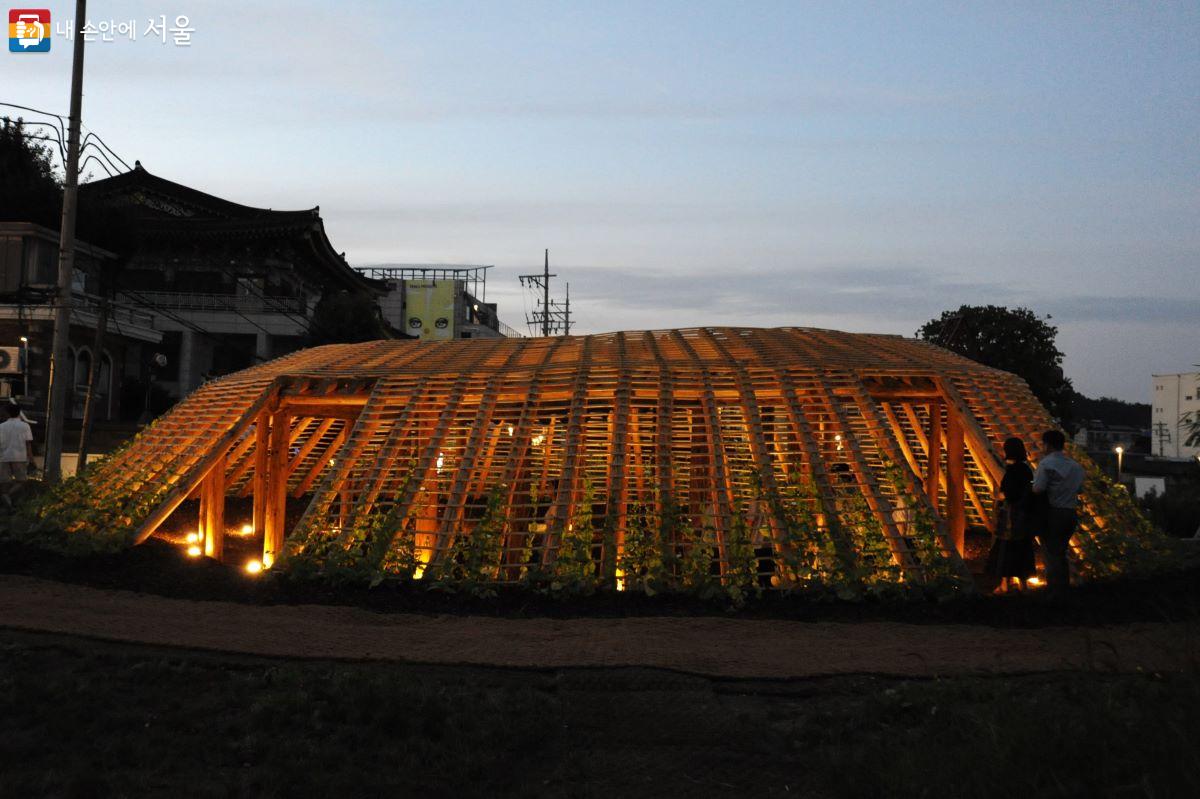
xmin=0 ymin=402 xmax=34 ymax=507
xmin=1032 ymin=429 xmax=1086 ymax=592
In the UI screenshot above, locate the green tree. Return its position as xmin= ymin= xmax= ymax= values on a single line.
xmin=918 ymin=305 xmax=1074 ymax=426
xmin=0 ymin=117 xmax=62 ymax=228
xmin=305 ymin=290 xmax=391 ymax=346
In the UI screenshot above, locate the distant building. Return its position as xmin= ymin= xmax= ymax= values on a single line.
xmin=0 ymin=221 xmax=161 ymax=421
xmin=359 ymin=265 xmax=523 ymax=340
xmin=1072 ymin=421 xmax=1149 ymax=454
xmin=1151 ymin=372 xmax=1200 ymax=458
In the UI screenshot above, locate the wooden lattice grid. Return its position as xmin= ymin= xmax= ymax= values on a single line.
xmin=82 ymin=327 xmax=1145 ymax=586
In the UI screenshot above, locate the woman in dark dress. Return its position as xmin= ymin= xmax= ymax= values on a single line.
xmin=987 ymin=437 xmax=1037 ymax=593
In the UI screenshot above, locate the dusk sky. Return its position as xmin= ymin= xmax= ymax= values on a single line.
xmin=5 ymin=1 xmax=1197 ymax=402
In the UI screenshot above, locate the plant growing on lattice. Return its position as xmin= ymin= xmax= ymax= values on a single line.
xmin=433 ymin=483 xmax=506 ymax=587
xmin=551 ymin=478 xmax=598 ymax=592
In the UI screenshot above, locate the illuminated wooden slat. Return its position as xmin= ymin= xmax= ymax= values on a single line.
xmin=435 ymin=341 xmax=531 ymax=555
xmin=670 ymin=330 xmax=734 ymax=571
xmin=131 ymin=380 xmax=281 ymax=544
xmin=292 ymin=425 xmax=346 ymax=499
xmin=888 ymin=401 xmax=989 ymax=531
xmin=251 ymin=413 xmax=269 ymax=530
xmin=841 ymin=382 xmax=967 ymax=575
xmin=925 ymin=400 xmax=943 ymax=506
xmin=946 ymin=411 xmax=967 ymax=555
xmin=498 ymin=338 xmax=567 ymax=576
xmin=77 ymin=327 xmax=1144 ymax=585
xmin=203 ymin=454 xmax=225 ymax=560
xmin=262 ymin=408 xmax=291 ymax=568
xmin=814 ymin=375 xmax=918 ymax=573
xmin=287 ymin=418 xmax=337 ymax=478
xmin=602 ymin=332 xmax=632 ymax=583
xmin=700 ymin=329 xmax=790 ymax=547
xmin=642 ymin=331 xmax=676 ymax=541
xmin=542 ymin=336 xmax=594 ymax=567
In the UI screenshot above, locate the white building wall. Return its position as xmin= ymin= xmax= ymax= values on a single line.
xmin=1151 ymin=372 xmax=1200 ymax=458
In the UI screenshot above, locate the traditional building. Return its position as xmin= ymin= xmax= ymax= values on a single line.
xmin=80 ymin=164 xmax=387 ymax=402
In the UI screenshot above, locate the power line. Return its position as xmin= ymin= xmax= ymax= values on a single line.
xmin=518 ymin=249 xmax=572 ymax=337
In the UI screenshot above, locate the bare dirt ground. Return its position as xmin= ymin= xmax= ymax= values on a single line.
xmin=1 ymin=574 xmax=1194 ymax=679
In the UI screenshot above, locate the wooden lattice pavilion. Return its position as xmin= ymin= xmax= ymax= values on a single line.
xmin=86 ymin=327 xmax=1139 ymax=585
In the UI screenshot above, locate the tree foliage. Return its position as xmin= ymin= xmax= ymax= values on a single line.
xmin=305 ymin=290 xmax=390 ymax=346
xmin=918 ymin=304 xmax=1074 ymax=425
xmin=0 ymin=117 xmax=62 ymax=228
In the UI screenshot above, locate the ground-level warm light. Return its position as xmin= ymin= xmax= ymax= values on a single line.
xmin=186 ymin=545 xmax=202 ymax=558
xmin=1027 ymin=577 xmax=1043 ymax=587
xmin=240 ymin=523 xmax=253 ymax=535
xmin=507 ymin=426 xmax=514 ymax=436
xmin=245 ymin=559 xmax=263 ymax=575
xmin=185 ymin=531 xmax=199 ymax=544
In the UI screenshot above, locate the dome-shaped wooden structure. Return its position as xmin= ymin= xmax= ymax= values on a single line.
xmin=87 ymin=328 xmax=1140 ymax=586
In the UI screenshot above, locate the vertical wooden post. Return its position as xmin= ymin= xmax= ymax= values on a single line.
xmin=252 ymin=413 xmax=268 ymax=539
xmin=946 ymin=410 xmax=966 ymax=556
xmin=204 ymin=454 xmax=226 ymax=560
xmin=263 ymin=411 xmax=290 ymax=568
xmin=925 ymin=402 xmax=942 ymax=507
xmin=196 ymin=475 xmax=208 ymax=552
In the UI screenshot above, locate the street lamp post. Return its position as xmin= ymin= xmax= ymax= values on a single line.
xmin=19 ymin=336 xmax=28 ymax=398
xmin=1114 ymin=445 xmax=1124 ymax=482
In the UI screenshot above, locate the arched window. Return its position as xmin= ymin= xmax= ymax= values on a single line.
xmin=75 ymin=348 xmax=92 ymax=387
xmin=99 ymin=352 xmax=114 ymax=420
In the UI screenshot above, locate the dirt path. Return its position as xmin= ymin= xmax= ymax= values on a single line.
xmin=0 ymin=574 xmax=1193 ymax=679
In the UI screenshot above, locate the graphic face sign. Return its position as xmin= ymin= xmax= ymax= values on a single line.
xmin=405 ymin=281 xmax=456 ymax=341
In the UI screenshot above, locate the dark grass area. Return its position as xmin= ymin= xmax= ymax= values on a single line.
xmin=0 ymin=629 xmax=1197 ymax=798
xmin=3 ymin=537 xmax=1200 ymax=627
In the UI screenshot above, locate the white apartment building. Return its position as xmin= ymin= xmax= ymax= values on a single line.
xmin=1151 ymin=372 xmax=1200 ymax=458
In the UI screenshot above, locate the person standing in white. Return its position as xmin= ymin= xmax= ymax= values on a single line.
xmin=0 ymin=403 xmax=34 ymax=507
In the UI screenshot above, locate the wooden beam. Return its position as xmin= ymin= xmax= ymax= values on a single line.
xmin=542 ymin=338 xmax=594 ymax=567
xmin=287 ymin=417 xmax=337 ymax=477
xmin=671 ymin=331 xmax=734 ymax=573
xmin=251 ymin=412 xmax=269 ymax=531
xmin=131 ymin=381 xmax=281 ymax=544
xmin=292 ymin=425 xmax=346 ymax=499
xmin=603 ymin=332 xmax=632 ymax=584
xmin=816 ymin=376 xmax=918 ymax=573
xmin=262 ymin=410 xmax=291 ymax=568
xmin=924 ymin=401 xmax=942 ymax=507
xmin=278 ymin=394 xmax=369 ymax=408
xmin=946 ymin=411 xmax=967 ymax=555
xmin=935 ymin=377 xmax=1005 ymax=487
xmin=203 ymin=454 xmax=225 ymax=561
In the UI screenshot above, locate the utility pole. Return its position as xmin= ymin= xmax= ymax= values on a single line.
xmin=77 ymin=293 xmax=109 ymax=470
xmin=542 ymin=248 xmax=550 ymax=337
xmin=1153 ymin=421 xmax=1172 ymax=457
xmin=519 ymin=249 xmax=558 ymax=337
xmin=519 ymin=249 xmax=574 ymax=337
xmin=44 ymin=0 xmax=88 ymax=483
